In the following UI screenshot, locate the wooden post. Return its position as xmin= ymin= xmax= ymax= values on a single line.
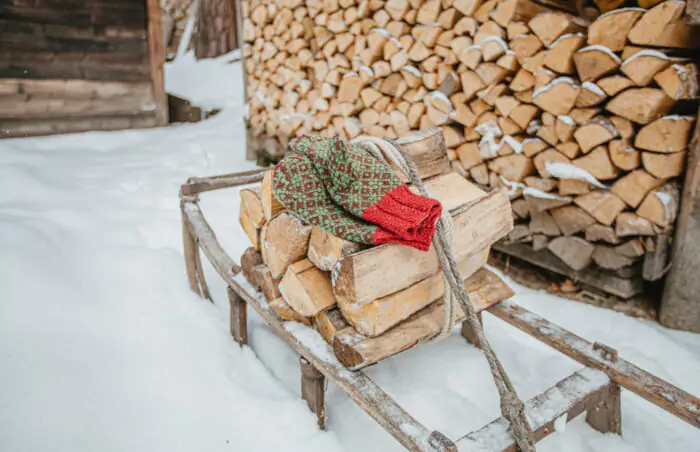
xmin=182 ymin=206 xmax=202 ymax=295
xmin=586 ymin=384 xmax=622 ymax=435
xmin=460 ymin=312 xmax=483 ymax=347
xmin=146 ymin=0 xmax=169 ymax=126
xmin=228 ymin=286 xmax=248 ymax=346
xmin=300 ymin=357 xmax=326 ymax=430
xmin=660 ymin=110 xmax=700 ymax=332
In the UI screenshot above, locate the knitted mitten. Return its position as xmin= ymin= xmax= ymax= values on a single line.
xmin=290 ymin=135 xmax=442 ymax=246
xmin=272 ymin=136 xmax=442 ymax=251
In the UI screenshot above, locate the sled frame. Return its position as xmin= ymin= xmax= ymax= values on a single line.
xmin=180 ymin=169 xmax=700 ymax=451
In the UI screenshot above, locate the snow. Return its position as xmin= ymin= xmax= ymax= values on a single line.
xmin=482 ymin=36 xmax=509 ymax=50
xmin=596 ymin=7 xmax=646 ymax=21
xmin=401 ymin=65 xmax=422 ymax=77
xmin=622 ymin=49 xmax=671 ymax=66
xmin=2 ymin=51 xmax=700 ymax=452
xmin=577 ymin=45 xmax=622 ymax=64
xmin=581 ymin=81 xmax=606 ymax=97
xmin=533 ymin=77 xmax=578 ymax=99
xmin=558 ymin=115 xmax=575 ymax=126
xmin=548 ymin=32 xmax=585 ymax=49
xmin=523 ymin=187 xmax=571 ymax=201
xmin=545 ymin=162 xmax=607 ymax=188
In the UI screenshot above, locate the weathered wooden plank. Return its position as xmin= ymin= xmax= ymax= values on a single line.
xmin=661 ymin=110 xmax=700 ymax=332
xmin=146 ymin=0 xmax=168 ymax=126
xmin=489 ymin=300 xmax=700 ymax=428
xmin=228 ymin=286 xmax=248 ymax=346
xmin=493 ymin=242 xmax=643 ymax=299
xmin=180 ymin=168 xmax=267 ymax=196
xmin=457 ymin=368 xmax=613 ymax=451
xmin=300 ymin=357 xmax=326 ymax=430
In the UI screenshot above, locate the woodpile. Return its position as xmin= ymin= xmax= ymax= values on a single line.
xmin=242 ymin=0 xmax=698 ymax=282
xmin=238 ymin=130 xmax=515 ymax=368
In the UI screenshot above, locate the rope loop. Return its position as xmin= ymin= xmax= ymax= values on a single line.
xmin=350 ymin=135 xmax=537 ymax=452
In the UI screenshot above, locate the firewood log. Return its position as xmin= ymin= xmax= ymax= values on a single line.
xmin=574 ymin=190 xmax=626 ymax=226
xmin=261 ymin=212 xmax=313 ymax=279
xmin=543 ymin=33 xmax=585 ymax=74
xmin=488 ymin=154 xmax=535 ymax=181
xmin=556 ymin=142 xmax=580 ymax=159
xmin=240 ymin=209 xmax=261 ymax=250
xmin=642 ymin=151 xmax=686 ymax=179
xmin=308 ymin=226 xmax=366 ymax=272
xmin=548 ymin=235 xmax=595 ymax=270
xmin=611 ymin=169 xmax=665 ymax=208
xmin=653 ymin=63 xmax=699 ymax=100
xmin=533 ymin=77 xmax=578 ymax=116
xmin=550 ymin=205 xmax=597 ymax=235
xmin=395 ymin=127 xmax=451 ymax=179
xmin=524 ymin=190 xmax=571 ymax=212
xmin=534 ymin=149 xmax=571 ymax=178
xmin=634 ymin=116 xmax=695 ymax=152
xmin=314 ymin=308 xmax=349 ymax=343
xmin=608 ymin=139 xmax=640 ymax=171
xmin=573 ymin=145 xmax=619 ymax=180
xmin=615 ymin=239 xmax=646 ymax=258
xmin=597 ymin=75 xmax=635 ymax=97
xmin=532 ymin=234 xmax=550 ymax=250
xmin=332 ymin=267 xmax=514 ymax=369
xmin=333 ymin=188 xmax=512 ymax=307
xmin=587 ymin=8 xmax=644 ymax=52
xmin=620 ymin=50 xmax=673 ymax=86
xmin=585 ymin=224 xmax=621 ymax=244
xmin=627 ymin=0 xmax=686 ymax=46
xmin=559 ymin=179 xmax=593 ymax=196
xmin=593 ymin=245 xmax=637 ymax=270
xmin=573 ymin=117 xmax=619 ymax=153
xmin=615 ymin=212 xmax=658 ymax=236
xmin=279 ymin=259 xmax=335 ymax=316
xmin=512 ymin=198 xmax=530 ymax=218
xmin=257 ymin=264 xmax=283 ymax=301
xmin=574 ymin=46 xmax=621 ymax=82
xmin=269 ymin=297 xmax=313 ymax=325
xmin=262 ymin=170 xmax=285 ymax=221
xmin=637 ymin=182 xmax=680 ymax=228
xmin=530 ymin=210 xmax=561 ymax=236
xmin=339 ymin=247 xmax=489 ymax=336
xmin=605 ymin=88 xmax=675 ymax=125
xmin=241 ymin=247 xmax=265 ymax=290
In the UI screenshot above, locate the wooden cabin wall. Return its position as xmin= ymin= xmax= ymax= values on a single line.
xmin=0 ymin=0 xmax=167 ymax=138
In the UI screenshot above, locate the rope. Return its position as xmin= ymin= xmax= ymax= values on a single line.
xmin=350 ymin=135 xmax=536 ymax=452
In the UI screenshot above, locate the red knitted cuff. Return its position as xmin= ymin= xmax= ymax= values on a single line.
xmin=373 ymin=227 xmax=433 ymax=252
xmin=363 ymin=184 xmax=442 ymax=244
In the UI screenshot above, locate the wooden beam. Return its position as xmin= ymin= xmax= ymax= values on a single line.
xmin=488 ymin=300 xmax=700 ymax=429
xmin=300 ymin=357 xmax=327 ymax=430
xmin=146 ymin=0 xmax=169 ymax=126
xmin=457 ymin=368 xmax=614 ymax=451
xmin=660 ymin=109 xmax=700 ymax=332
xmin=493 ymin=242 xmax=642 ymax=298
xmin=228 ymin=286 xmax=248 ymax=345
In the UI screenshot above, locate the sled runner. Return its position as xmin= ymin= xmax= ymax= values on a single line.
xmin=180 ymin=166 xmax=699 ymax=451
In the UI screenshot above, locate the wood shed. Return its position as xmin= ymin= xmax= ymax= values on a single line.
xmin=0 ymin=0 xmax=168 ymax=138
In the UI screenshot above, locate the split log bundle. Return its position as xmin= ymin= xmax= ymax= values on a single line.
xmin=332 ymin=187 xmax=513 ymax=308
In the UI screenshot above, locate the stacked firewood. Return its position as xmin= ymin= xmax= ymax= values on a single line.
xmin=242 ymin=0 xmax=698 ymax=276
xmin=238 ymin=130 xmax=515 ymax=368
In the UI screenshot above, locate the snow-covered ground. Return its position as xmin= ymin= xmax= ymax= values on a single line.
xmin=1 ymin=52 xmax=699 ymax=452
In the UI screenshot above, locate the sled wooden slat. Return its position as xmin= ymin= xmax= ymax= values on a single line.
xmin=182 ymin=200 xmax=453 ymax=452
xmin=488 ymin=300 xmax=700 ymax=429
xmin=457 ymin=368 xmax=613 ymax=451
xmin=180 ymin=167 xmax=267 ymax=196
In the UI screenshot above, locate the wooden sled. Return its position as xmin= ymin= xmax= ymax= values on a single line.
xmin=180 ymin=168 xmax=700 ymax=451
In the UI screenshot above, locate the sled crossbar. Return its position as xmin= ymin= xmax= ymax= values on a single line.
xmin=180 ymin=171 xmax=700 ymax=451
